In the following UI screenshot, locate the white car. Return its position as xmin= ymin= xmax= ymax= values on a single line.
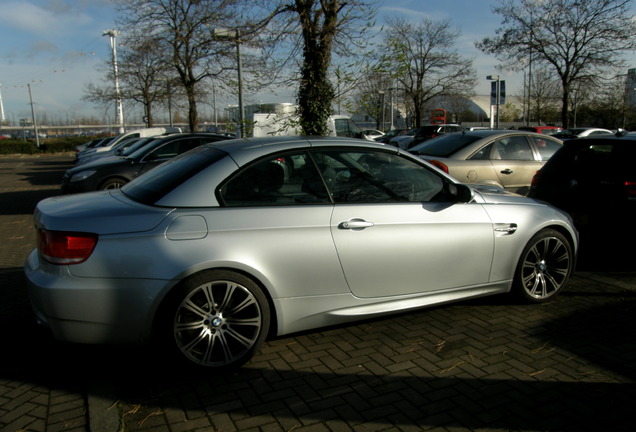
xmin=552 ymin=127 xmax=612 ymax=140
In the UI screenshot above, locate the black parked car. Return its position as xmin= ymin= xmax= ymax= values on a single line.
xmin=527 ymin=133 xmax=636 ymax=266
xmin=62 ymin=133 xmax=231 ymax=193
xmin=528 ymin=133 xmax=636 ymax=229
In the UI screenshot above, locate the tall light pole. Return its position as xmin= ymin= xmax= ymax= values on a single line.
xmin=0 ymin=84 xmax=5 ymax=126
xmin=27 ymin=83 xmax=40 ymax=148
xmin=378 ymin=91 xmax=385 ymax=131
xmin=213 ymin=27 xmax=244 ymax=137
xmin=103 ymin=29 xmax=124 ymax=133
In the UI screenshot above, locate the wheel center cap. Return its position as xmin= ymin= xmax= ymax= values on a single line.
xmin=211 ymin=317 xmax=223 ymax=327
xmin=537 ymin=261 xmax=547 ymax=272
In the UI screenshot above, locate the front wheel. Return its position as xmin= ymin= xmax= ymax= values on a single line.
xmin=99 ymin=177 xmax=127 ymax=190
xmin=513 ymin=229 xmax=573 ymax=303
xmin=164 ymin=270 xmax=270 ymax=369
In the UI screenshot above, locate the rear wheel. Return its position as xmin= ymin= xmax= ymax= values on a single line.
xmin=164 ymin=270 xmax=270 ymax=369
xmin=513 ymin=229 xmax=573 ymax=303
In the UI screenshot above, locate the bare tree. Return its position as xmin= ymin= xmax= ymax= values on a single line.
xmin=380 ymin=17 xmax=477 ymax=127
xmin=587 ymin=73 xmax=636 ymax=129
xmin=351 ymin=70 xmax=393 ymax=129
xmin=526 ymin=68 xmax=561 ymax=125
xmin=115 ymin=0 xmax=244 ymax=132
xmin=477 ymin=0 xmax=636 ymax=129
xmin=116 ymin=33 xmax=176 ymax=127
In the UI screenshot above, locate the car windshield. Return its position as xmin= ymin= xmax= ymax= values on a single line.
xmin=408 ymin=132 xmax=482 ymax=157
xmin=121 ymin=145 xmax=227 ymax=205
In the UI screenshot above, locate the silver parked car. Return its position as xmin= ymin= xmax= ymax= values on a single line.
xmin=409 ymin=130 xmax=563 ymax=195
xmin=25 ymin=136 xmax=577 ymax=369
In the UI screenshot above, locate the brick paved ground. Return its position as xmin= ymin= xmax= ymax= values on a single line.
xmin=0 ymin=154 xmax=634 ymax=432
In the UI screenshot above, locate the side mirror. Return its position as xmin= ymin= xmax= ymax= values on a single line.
xmin=448 ymin=183 xmax=474 ymax=203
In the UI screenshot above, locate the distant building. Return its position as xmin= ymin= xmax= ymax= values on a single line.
xmin=227 ymin=102 xmax=297 ymax=122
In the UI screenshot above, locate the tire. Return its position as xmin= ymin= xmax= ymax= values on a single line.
xmin=512 ymin=229 xmax=573 ymax=303
xmin=99 ymin=177 xmax=127 ymax=190
xmin=164 ymin=270 xmax=270 ymax=369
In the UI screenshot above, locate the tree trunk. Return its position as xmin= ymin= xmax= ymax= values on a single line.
xmin=295 ymin=0 xmax=337 ymax=136
xmin=185 ymin=84 xmax=198 ymax=132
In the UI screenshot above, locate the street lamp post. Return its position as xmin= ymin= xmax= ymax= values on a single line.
xmin=103 ymin=29 xmax=124 ymax=133
xmin=213 ymin=28 xmax=244 ymax=137
xmin=379 ymin=91 xmax=385 ymax=131
xmin=487 ymin=75 xmax=501 ymax=129
xmin=27 ymin=83 xmax=40 ymax=148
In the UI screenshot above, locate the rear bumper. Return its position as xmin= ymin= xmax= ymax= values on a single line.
xmin=24 ymin=249 xmax=169 ymax=344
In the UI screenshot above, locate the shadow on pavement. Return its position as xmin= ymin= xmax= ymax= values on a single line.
xmin=2 ymin=155 xmax=634 ymax=431
xmin=0 ymin=157 xmax=73 ymax=216
xmin=1 ymin=264 xmax=634 ymax=431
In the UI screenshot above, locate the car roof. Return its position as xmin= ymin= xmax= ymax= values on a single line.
xmin=212 ymin=136 xmax=394 ymax=167
xmin=449 ymin=129 xmax=546 ymax=138
xmin=565 ymin=133 xmax=636 ymax=144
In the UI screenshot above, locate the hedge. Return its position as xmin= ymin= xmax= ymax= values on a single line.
xmin=0 ymin=136 xmax=108 ymax=155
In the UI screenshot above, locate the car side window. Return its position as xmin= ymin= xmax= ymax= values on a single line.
xmin=469 ymin=143 xmax=493 ymax=160
xmin=145 ymin=139 xmax=203 ymax=162
xmin=530 ymin=137 xmax=561 ymax=161
xmin=220 ymin=152 xmax=331 ymax=206
xmin=145 ymin=141 xmax=180 ymax=161
xmin=220 ymin=149 xmax=449 ymax=206
xmin=496 ymin=136 xmax=534 ymax=160
xmin=313 ymin=149 xmax=445 ymax=203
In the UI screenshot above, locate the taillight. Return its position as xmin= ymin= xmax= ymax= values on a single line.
xmin=429 ymin=160 xmax=449 ymax=173
xmin=37 ymin=229 xmax=98 ymax=265
xmin=530 ymin=170 xmax=542 ymax=188
xmin=625 ymin=181 xmax=636 ymax=198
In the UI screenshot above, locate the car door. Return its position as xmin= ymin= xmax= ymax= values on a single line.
xmin=218 ymin=151 xmax=350 ymax=299
xmin=317 ymin=148 xmax=495 ymax=298
xmin=489 ymin=135 xmax=542 ymax=194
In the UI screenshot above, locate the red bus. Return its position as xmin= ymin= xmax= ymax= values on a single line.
xmin=431 ymin=108 xmax=446 ymax=124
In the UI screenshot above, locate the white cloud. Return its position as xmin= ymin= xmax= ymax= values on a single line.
xmin=0 ymin=1 xmax=93 ymax=37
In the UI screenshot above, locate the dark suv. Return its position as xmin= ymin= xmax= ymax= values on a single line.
xmin=410 ymin=124 xmax=464 ymax=148
xmin=527 ymin=133 xmax=636 ymax=266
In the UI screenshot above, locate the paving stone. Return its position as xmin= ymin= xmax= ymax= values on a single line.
xmin=2 ymin=155 xmax=636 ymax=432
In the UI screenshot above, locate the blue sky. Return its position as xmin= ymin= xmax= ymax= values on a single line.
xmin=0 ymin=0 xmax=631 ymax=124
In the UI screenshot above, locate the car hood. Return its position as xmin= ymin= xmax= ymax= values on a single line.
xmin=34 ymin=190 xmax=172 ymax=235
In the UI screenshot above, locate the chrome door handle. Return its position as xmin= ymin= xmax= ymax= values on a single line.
xmin=339 ymin=219 xmax=374 ymax=230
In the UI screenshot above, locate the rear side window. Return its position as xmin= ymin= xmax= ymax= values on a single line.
xmin=122 ymin=146 xmax=227 ymax=205
xmin=221 ymin=152 xmax=331 ymax=206
xmin=530 ymin=136 xmax=561 ymax=161
xmin=496 ymin=136 xmax=534 ymax=160
xmin=334 ymin=119 xmax=361 ymax=138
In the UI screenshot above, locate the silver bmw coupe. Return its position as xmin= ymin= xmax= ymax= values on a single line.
xmin=25 ymin=136 xmax=578 ymax=369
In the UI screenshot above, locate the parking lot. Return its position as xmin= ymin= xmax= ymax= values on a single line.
xmin=1 ymin=154 xmax=635 ymax=432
